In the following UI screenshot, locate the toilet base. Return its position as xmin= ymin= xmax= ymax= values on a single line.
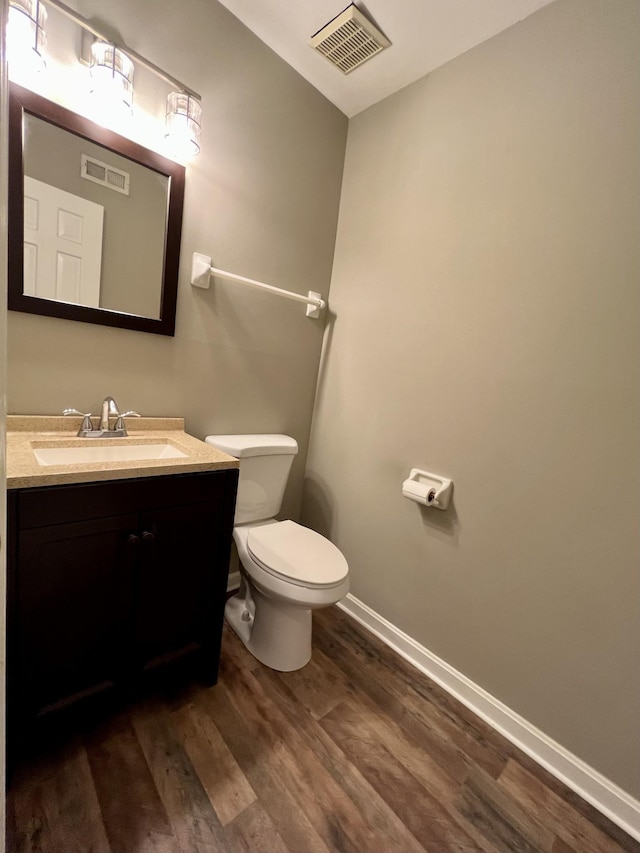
xmin=225 ymin=583 xmax=312 ymax=672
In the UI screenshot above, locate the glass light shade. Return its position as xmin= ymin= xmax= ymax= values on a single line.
xmin=7 ymin=0 xmax=47 ymax=81
xmin=89 ymin=42 xmax=135 ymax=117
xmin=165 ymin=92 xmax=202 ymax=159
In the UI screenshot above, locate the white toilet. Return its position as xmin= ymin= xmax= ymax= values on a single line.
xmin=205 ymin=434 xmax=349 ymax=671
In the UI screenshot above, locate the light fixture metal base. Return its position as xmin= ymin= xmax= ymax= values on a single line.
xmin=79 ymin=28 xmax=93 ymax=66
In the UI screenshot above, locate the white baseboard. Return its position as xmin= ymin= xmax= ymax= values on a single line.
xmin=337 ymin=593 xmax=640 ymax=842
xmin=227 ymin=571 xmax=241 ymax=593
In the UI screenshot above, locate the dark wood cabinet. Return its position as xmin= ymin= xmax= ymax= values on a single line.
xmin=14 ymin=510 xmax=136 ymax=716
xmin=6 ymin=469 xmax=238 ymax=744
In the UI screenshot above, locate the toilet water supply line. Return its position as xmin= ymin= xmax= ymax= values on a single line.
xmin=190 ymin=253 xmax=326 ymax=319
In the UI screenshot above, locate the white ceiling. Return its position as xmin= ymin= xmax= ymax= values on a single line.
xmin=216 ymin=0 xmax=557 ymax=117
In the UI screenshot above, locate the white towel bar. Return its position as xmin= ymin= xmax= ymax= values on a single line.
xmin=190 ymin=252 xmax=325 ymax=319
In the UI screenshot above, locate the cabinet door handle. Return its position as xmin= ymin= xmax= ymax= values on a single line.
xmin=127 ymin=533 xmax=140 ymax=547
xmin=141 ymin=530 xmax=155 ymax=544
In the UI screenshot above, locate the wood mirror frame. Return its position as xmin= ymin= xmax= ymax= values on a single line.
xmin=8 ymin=82 xmax=186 ymax=336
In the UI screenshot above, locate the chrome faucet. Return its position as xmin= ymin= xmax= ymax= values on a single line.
xmin=100 ymin=396 xmax=120 ymax=431
xmin=63 ymin=397 xmax=141 ymax=437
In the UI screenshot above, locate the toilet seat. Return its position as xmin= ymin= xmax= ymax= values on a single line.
xmin=246 ymin=520 xmax=348 ymax=589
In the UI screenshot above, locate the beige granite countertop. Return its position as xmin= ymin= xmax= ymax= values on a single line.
xmin=7 ymin=416 xmax=239 ymax=489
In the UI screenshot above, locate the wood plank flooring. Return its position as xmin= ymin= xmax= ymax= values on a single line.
xmin=7 ymin=604 xmax=640 ymax=853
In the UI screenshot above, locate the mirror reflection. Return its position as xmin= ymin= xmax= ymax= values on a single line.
xmin=23 ymin=114 xmax=169 ymax=318
xmin=9 ymin=83 xmax=185 ymax=336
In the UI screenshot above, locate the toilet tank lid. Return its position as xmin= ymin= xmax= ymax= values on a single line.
xmin=205 ymin=434 xmax=298 ymax=458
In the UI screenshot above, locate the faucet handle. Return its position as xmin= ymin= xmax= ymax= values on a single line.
xmin=114 ymin=411 xmax=141 ymax=431
xmin=63 ymin=408 xmax=94 ymax=432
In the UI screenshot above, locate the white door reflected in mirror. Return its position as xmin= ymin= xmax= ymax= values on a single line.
xmin=23 ymin=176 xmax=104 ymax=307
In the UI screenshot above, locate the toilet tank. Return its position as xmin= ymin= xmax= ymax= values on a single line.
xmin=205 ymin=434 xmax=298 ymax=524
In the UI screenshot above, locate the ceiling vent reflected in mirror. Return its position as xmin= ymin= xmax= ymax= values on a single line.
xmin=81 ymin=154 xmax=131 ymax=196
xmin=310 ymin=4 xmax=390 ymax=74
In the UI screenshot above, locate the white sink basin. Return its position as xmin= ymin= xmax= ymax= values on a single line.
xmin=33 ymin=443 xmax=189 ymax=466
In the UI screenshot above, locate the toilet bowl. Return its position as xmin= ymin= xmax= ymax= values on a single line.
xmin=229 ymin=519 xmax=349 ymax=670
xmin=205 ymin=434 xmax=349 ymax=671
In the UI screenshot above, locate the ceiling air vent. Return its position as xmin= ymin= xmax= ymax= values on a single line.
xmin=310 ymin=4 xmax=390 ymax=74
xmin=80 ymin=154 xmax=130 ymax=196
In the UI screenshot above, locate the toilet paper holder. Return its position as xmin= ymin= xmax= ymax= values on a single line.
xmin=402 ymin=468 xmax=453 ymax=510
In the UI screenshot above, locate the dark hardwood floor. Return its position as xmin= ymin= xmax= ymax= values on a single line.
xmin=7 ymin=604 xmax=640 ymax=853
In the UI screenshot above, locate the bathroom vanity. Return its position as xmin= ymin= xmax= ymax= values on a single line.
xmin=5 ymin=416 xmax=239 ymax=752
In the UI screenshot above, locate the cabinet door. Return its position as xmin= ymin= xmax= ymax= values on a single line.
xmin=135 ymin=499 xmax=228 ymax=682
xmin=15 ymin=513 xmax=137 ymax=715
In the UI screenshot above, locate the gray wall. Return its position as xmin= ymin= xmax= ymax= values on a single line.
xmin=302 ymin=0 xmax=640 ymax=797
xmin=7 ymin=0 xmax=348 ymax=520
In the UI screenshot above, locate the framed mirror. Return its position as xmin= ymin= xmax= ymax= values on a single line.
xmin=8 ymin=82 xmax=185 ymax=336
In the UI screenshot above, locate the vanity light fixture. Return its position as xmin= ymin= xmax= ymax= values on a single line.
xmin=11 ymin=0 xmax=202 ymax=157
xmin=164 ymin=91 xmax=202 ymax=160
xmin=89 ymin=41 xmax=135 ymax=118
xmin=7 ymin=0 xmax=47 ymax=81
